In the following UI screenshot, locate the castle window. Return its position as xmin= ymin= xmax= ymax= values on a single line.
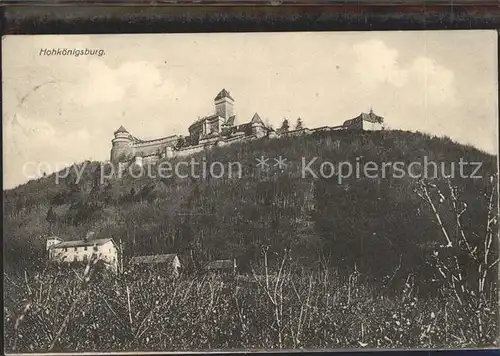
xmin=84 ymin=246 xmax=87 ymax=251
xmin=93 ymin=246 xmax=98 ymax=252
xmin=73 ymin=256 xmax=77 ymax=262
xmin=64 ymin=248 xmax=68 ymax=252
xmin=74 ymin=247 xmax=78 ymax=252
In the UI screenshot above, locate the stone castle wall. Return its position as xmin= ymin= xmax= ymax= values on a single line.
xmin=172 ymin=144 xmax=206 ymax=157
xmin=110 ymin=89 xmax=384 ymax=166
xmin=111 ymin=135 xmax=179 ymax=163
xmin=110 ymin=140 xmax=134 ymax=163
xmin=133 ymin=135 xmax=179 ymax=157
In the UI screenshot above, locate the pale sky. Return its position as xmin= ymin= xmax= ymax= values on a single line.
xmin=2 ymin=31 xmax=498 ymax=189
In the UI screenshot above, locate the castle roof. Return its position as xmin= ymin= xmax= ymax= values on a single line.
xmin=47 ymin=235 xmax=63 ymax=241
xmin=130 ymin=254 xmax=179 ymax=265
xmin=131 ymin=134 xmax=179 ymax=144
xmin=52 ymin=238 xmax=114 ymax=249
xmin=205 ymin=259 xmax=236 ymax=270
xmin=215 ymin=89 xmax=234 ymax=101
xmin=360 ymin=109 xmax=384 ymax=124
xmin=189 ymin=114 xmax=221 ymax=129
xmin=342 ymin=118 xmax=357 ymax=127
xmin=250 ymin=113 xmax=264 ymax=124
xmin=235 ymin=123 xmax=252 ymax=133
xmin=114 ymin=125 xmax=129 ymax=134
xmin=342 ymin=110 xmax=384 ymax=127
xmin=225 ymin=115 xmax=236 ymax=126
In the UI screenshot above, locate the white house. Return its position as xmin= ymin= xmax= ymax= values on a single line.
xmin=46 ymin=235 xmax=119 ymax=272
xmin=46 ymin=236 xmax=63 ymax=256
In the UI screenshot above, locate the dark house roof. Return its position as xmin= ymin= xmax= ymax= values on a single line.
xmin=205 ymin=259 xmax=236 ymax=270
xmin=129 ymin=254 xmax=179 ymax=265
xmin=53 ymin=238 xmax=114 ymax=249
xmin=214 ymin=89 xmax=234 ymax=101
xmin=114 ymin=125 xmax=129 ymax=134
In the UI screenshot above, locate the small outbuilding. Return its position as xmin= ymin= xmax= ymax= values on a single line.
xmin=129 ymin=254 xmax=181 ymax=278
xmin=204 ymin=259 xmax=237 ymax=274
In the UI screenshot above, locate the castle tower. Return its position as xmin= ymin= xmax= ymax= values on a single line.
xmin=251 ymin=113 xmax=266 ymax=138
xmin=214 ymin=89 xmax=234 ymax=120
xmin=111 ymin=126 xmax=134 ymax=163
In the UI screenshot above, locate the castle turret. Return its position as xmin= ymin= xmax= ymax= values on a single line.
xmin=111 ymin=126 xmax=134 ymax=163
xmin=251 ymin=113 xmax=266 ymax=138
xmin=214 ymin=89 xmax=234 ymax=120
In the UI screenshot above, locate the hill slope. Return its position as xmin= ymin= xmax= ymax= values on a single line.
xmin=3 ymin=129 xmax=498 ymax=282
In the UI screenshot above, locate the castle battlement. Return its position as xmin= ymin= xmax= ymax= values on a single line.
xmin=110 ymin=89 xmax=385 ymax=167
xmin=110 ymin=89 xmax=268 ymax=165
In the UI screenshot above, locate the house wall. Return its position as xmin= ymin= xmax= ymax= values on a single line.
xmin=51 ymin=240 xmax=118 ymax=271
xmin=361 ymin=119 xmax=384 ymax=131
xmin=46 ymin=238 xmax=62 ymax=251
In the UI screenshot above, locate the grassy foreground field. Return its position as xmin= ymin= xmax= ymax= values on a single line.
xmin=3 ymin=131 xmax=498 ymax=351
xmin=4 ymin=262 xmax=497 ymax=352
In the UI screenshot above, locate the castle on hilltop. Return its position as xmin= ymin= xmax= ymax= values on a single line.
xmin=110 ymin=89 xmax=385 ymax=166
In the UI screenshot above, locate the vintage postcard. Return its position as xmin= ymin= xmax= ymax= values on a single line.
xmin=2 ymin=31 xmax=499 ymax=352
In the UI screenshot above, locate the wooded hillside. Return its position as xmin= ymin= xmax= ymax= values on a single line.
xmin=4 ymin=129 xmax=497 ymax=286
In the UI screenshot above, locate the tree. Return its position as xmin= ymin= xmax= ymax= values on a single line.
xmin=103 ymin=182 xmax=113 ymax=203
xmin=175 ymin=136 xmax=186 ymax=150
xmin=416 ymin=176 xmax=498 ymax=343
xmin=295 ymin=117 xmax=304 ymax=130
xmin=280 ymin=119 xmax=290 ymax=132
xmin=46 ymin=206 xmax=57 ymax=234
xmin=46 ymin=206 xmax=57 ymax=225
